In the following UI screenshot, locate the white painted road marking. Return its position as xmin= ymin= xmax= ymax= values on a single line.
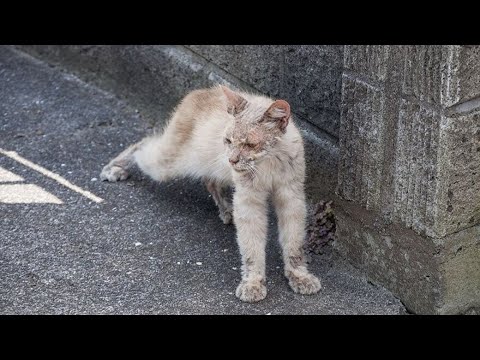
xmin=0 ymin=166 xmax=24 ymax=182
xmin=0 ymin=184 xmax=63 ymax=204
xmin=0 ymin=148 xmax=104 ymax=203
xmin=0 ymin=165 xmax=62 ymax=204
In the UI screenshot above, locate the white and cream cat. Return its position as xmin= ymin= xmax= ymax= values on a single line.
xmin=100 ymin=85 xmax=321 ymax=302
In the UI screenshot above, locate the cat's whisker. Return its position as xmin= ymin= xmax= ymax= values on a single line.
xmin=245 ymin=162 xmax=259 ymax=179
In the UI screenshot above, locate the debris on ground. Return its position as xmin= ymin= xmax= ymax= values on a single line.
xmin=305 ymin=200 xmax=336 ymax=255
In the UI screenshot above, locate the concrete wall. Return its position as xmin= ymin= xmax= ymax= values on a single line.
xmin=336 ymin=45 xmax=480 ymax=314
xmin=16 ymin=45 xmax=480 ymax=314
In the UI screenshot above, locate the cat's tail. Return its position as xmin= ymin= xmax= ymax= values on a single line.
xmin=134 ymin=134 xmax=175 ymax=183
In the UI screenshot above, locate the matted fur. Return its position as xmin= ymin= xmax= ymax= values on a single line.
xmin=100 ymin=85 xmax=321 ymax=302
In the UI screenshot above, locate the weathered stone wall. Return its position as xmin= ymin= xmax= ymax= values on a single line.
xmin=336 ymin=45 xmax=480 ymax=314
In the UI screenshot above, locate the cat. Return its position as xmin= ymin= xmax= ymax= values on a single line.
xmin=100 ymin=85 xmax=321 ymax=302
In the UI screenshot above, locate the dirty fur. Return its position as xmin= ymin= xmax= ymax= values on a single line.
xmin=100 ymin=85 xmax=321 ymax=302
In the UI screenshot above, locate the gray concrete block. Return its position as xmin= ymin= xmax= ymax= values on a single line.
xmin=336 ymin=199 xmax=480 ymax=314
xmin=388 ymin=100 xmax=479 ymax=238
xmin=299 ymin=121 xmax=340 ymax=203
xmin=443 ymin=46 xmax=480 ymax=107
xmin=187 ymin=45 xmax=284 ymax=97
xmin=283 ymin=46 xmax=343 ymax=137
xmin=339 ymin=45 xmax=480 ymax=238
xmin=392 ymin=98 xmax=442 ymax=236
xmin=337 ymin=74 xmax=384 ymax=210
xmin=435 ymin=109 xmax=480 ymax=237
xmin=402 ymin=45 xmax=446 ymax=106
xmin=344 ymin=45 xmax=389 ymax=82
xmin=439 ymin=46 xmax=480 ymax=108
xmin=290 ymin=45 xmax=344 ymax=65
xmin=335 ymin=199 xmax=442 ymax=314
xmin=440 ymin=224 xmax=480 ymax=314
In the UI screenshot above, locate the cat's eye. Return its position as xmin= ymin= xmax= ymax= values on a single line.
xmin=225 ymin=138 xmax=232 ymax=144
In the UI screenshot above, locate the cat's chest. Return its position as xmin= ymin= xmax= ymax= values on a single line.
xmin=232 ymin=164 xmax=279 ymax=192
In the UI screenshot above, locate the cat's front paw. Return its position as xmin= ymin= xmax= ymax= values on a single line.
xmin=100 ymin=164 xmax=129 ymax=182
xmin=235 ymin=279 xmax=267 ymax=303
xmin=286 ymin=270 xmax=321 ymax=295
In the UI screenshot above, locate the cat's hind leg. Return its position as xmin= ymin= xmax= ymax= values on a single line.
xmin=204 ymin=179 xmax=233 ymax=225
xmin=100 ymin=140 xmax=144 ymax=182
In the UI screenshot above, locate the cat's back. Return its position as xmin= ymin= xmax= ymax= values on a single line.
xmin=160 ymin=86 xmax=229 ymax=150
xmin=177 ymin=86 xmax=227 ymax=121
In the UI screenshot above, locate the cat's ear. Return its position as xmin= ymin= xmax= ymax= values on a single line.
xmin=221 ymin=85 xmax=247 ymax=115
xmin=261 ymin=100 xmax=291 ymax=132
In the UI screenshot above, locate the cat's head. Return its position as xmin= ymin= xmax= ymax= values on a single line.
xmin=221 ymin=86 xmax=291 ymax=173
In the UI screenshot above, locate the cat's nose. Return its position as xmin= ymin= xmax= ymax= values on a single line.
xmin=229 ymin=158 xmax=239 ymax=165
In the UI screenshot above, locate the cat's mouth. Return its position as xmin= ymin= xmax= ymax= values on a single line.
xmin=231 ymin=161 xmax=258 ymax=174
xmin=230 ymin=163 xmax=250 ymax=172
xmin=232 ymin=167 xmax=248 ymax=172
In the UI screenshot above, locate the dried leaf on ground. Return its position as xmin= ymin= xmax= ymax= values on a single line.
xmin=305 ymin=200 xmax=336 ymax=254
